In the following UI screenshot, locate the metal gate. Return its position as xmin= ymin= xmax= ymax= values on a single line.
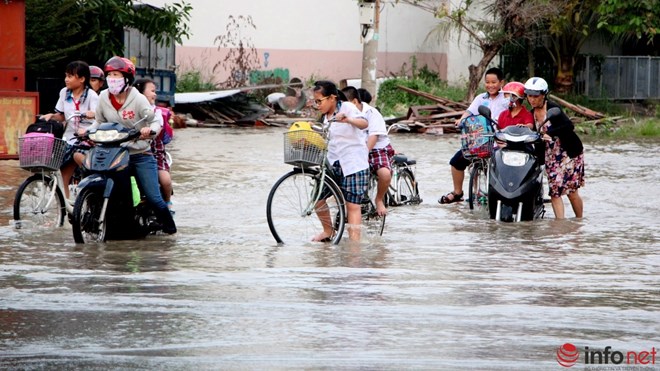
xmin=575 ymin=56 xmax=660 ymax=100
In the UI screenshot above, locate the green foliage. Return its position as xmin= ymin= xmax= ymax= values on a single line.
xmin=581 ymin=118 xmax=660 ymax=138
xmin=25 ymin=0 xmax=191 ymax=77
xmin=597 ymin=0 xmax=659 ymax=42
xmin=176 ymin=71 xmax=217 ymax=93
xmin=213 ymin=15 xmax=261 ymax=88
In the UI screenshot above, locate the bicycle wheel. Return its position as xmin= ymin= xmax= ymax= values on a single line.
xmin=13 ymin=174 xmax=65 ymax=229
xmin=72 ymin=188 xmax=107 ymax=244
xmin=267 ymin=170 xmax=346 ymax=245
xmin=396 ymin=169 xmax=421 ymax=205
xmin=360 ymin=196 xmax=386 ymax=237
xmin=468 ymin=161 xmax=489 ymax=211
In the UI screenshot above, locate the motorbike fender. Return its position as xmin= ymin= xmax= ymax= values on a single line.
xmin=85 ymin=146 xmax=130 ymax=173
xmin=489 ymin=150 xmax=543 ymax=200
xmin=77 ymin=174 xmax=107 ymax=191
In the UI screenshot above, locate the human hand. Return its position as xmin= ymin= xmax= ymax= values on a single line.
xmin=85 ymin=110 xmax=95 ymax=119
xmin=139 ymin=127 xmax=152 ymax=139
xmin=40 ymin=113 xmax=53 ymax=121
xmin=542 ymin=134 xmax=552 ymax=142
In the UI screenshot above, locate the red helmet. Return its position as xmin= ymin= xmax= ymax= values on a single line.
xmin=89 ymin=65 xmax=105 ymax=80
xmin=104 ymin=56 xmax=136 ymax=83
xmin=501 ymin=81 xmax=525 ymax=100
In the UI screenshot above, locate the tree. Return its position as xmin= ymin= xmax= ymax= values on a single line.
xmin=545 ymin=0 xmax=601 ymax=93
xmin=597 ymin=0 xmax=660 ymax=43
xmin=397 ymin=0 xmax=561 ymax=101
xmin=25 ymin=0 xmax=192 ymax=77
xmin=213 ymin=15 xmax=261 ymax=88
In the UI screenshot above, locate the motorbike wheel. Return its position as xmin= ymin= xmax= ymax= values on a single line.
xmin=72 ymin=188 xmax=107 ymax=244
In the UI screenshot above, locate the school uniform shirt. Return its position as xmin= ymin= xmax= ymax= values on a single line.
xmin=361 ymin=102 xmax=390 ymax=150
xmin=54 ymin=87 xmax=99 ymax=144
xmin=497 ymin=106 xmax=534 ymax=129
xmin=92 ymin=87 xmax=161 ymax=155
xmin=324 ymin=101 xmax=369 ymax=176
xmin=467 ymin=92 xmax=509 ymax=122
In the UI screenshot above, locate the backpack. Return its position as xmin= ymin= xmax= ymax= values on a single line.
xmin=159 ymin=108 xmax=174 ymax=145
xmin=25 ymin=119 xmax=65 ymax=139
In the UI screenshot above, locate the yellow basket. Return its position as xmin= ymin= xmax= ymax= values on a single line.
xmin=283 ymin=126 xmax=327 ymax=167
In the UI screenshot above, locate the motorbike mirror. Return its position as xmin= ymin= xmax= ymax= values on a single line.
xmin=477 ymin=105 xmax=492 ymax=118
xmin=546 ymin=107 xmax=561 ymax=119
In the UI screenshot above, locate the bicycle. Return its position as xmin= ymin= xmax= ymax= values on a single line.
xmin=460 ymin=113 xmax=496 ymax=212
xmin=375 ymin=122 xmax=422 ymax=207
xmin=266 ymin=122 xmax=385 ymax=245
xmin=13 ymin=113 xmax=89 ymax=229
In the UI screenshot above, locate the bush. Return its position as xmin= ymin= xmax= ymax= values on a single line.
xmin=176 ymin=70 xmax=216 ymax=92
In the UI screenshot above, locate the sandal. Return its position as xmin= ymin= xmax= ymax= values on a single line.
xmin=438 ymin=191 xmax=464 ymax=204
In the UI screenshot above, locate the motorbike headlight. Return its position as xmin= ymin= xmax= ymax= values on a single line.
xmin=502 ymin=152 xmax=529 ymax=166
xmin=89 ymin=130 xmax=129 ymax=143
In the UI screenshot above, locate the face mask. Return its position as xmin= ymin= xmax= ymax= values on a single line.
xmin=107 ymin=77 xmax=126 ymax=95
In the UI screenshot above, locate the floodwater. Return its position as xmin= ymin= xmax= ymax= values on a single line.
xmin=0 ymin=127 xmax=658 ymax=370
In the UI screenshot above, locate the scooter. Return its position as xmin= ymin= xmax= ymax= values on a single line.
xmin=71 ymin=121 xmax=163 ymax=243
xmin=478 ymin=105 xmax=559 ymax=222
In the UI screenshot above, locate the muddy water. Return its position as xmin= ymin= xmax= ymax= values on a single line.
xmin=0 ymin=127 xmax=658 ymax=370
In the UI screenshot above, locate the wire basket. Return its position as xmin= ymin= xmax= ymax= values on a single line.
xmin=18 ymin=135 xmax=67 ymax=171
xmin=283 ymin=130 xmax=327 ymax=167
xmin=460 ymin=115 xmax=495 ymax=160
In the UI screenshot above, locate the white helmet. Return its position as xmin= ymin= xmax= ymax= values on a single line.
xmin=524 ymin=77 xmax=549 ymax=96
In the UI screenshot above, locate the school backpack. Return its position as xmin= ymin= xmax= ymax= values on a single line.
xmin=25 ymin=118 xmax=65 ymax=139
xmin=158 ymin=108 xmax=174 ymax=145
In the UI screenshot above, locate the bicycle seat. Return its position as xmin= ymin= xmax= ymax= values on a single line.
xmin=393 ymin=153 xmax=416 ymax=165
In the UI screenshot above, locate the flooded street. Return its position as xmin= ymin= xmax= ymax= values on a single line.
xmin=0 ymin=127 xmax=658 ymax=370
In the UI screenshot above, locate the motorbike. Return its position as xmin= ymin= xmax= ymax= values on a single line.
xmin=478 ymin=105 xmax=559 ymax=222
xmin=71 ymin=121 xmax=163 ymax=243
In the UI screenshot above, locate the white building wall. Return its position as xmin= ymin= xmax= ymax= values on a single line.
xmin=144 ymin=0 xmax=482 ymax=88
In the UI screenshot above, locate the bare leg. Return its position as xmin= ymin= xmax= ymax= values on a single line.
xmin=346 ymin=201 xmax=362 ymax=241
xmin=312 ymin=199 xmax=334 ymax=242
xmin=550 ymin=196 xmax=565 ymax=219
xmin=567 ymin=190 xmax=583 ymax=218
xmin=375 ymin=167 xmax=391 ymax=216
xmin=60 ymin=162 xmax=76 ymax=199
xmin=158 ymin=170 xmax=173 ymax=203
xmin=451 ymin=166 xmax=464 ymax=195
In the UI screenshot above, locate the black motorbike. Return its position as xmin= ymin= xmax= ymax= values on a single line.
xmin=71 ymin=122 xmax=162 ymax=243
xmin=478 ymin=106 xmax=559 ymax=222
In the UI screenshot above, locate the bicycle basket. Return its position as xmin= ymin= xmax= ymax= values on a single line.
xmin=18 ymin=134 xmax=67 ymax=171
xmin=460 ymin=115 xmax=495 ymax=159
xmin=283 ymin=129 xmax=327 ymax=166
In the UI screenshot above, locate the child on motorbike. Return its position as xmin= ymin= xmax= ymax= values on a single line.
xmin=342 ymin=86 xmax=393 ymax=216
xmin=40 ymin=60 xmax=99 ymax=200
xmin=134 ymin=77 xmax=175 ymax=215
xmin=90 ymin=56 xmax=177 ymax=235
xmin=89 ymin=65 xmax=105 ymax=95
xmin=497 ymin=81 xmax=534 ymax=129
xmin=439 ymin=67 xmax=509 ymax=204
xmin=312 ymin=80 xmax=369 ymax=242
xmin=524 ymin=77 xmax=584 ymax=219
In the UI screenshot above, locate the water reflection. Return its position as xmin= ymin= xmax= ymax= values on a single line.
xmin=0 ymin=128 xmax=658 ymax=369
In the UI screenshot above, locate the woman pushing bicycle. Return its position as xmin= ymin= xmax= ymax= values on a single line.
xmin=311 ymin=81 xmax=368 ymax=242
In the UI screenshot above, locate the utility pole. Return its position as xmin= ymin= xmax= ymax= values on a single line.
xmin=359 ymin=0 xmax=379 ymax=104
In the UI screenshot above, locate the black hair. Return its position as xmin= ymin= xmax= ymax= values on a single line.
xmin=341 ymin=86 xmax=361 ymax=103
xmin=66 ymin=60 xmax=91 ymax=88
xmin=133 ymin=77 xmax=156 ymax=95
xmin=485 ymin=67 xmax=504 ymax=81
xmin=313 ymin=80 xmax=347 ymax=101
xmin=357 ymin=88 xmax=372 ymax=104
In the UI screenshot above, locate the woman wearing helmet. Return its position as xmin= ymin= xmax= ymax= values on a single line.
xmin=89 ymin=56 xmax=176 ymax=234
xmin=524 ymin=77 xmax=584 ymax=219
xmin=89 ymin=65 xmax=105 ymax=94
xmin=497 ymin=81 xmax=533 ymax=129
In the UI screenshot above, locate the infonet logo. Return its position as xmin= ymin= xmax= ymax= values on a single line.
xmin=556 ymin=343 xmax=657 ymax=368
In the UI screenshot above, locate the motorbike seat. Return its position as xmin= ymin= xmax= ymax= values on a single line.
xmin=393 ymin=153 xmax=416 ymax=166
